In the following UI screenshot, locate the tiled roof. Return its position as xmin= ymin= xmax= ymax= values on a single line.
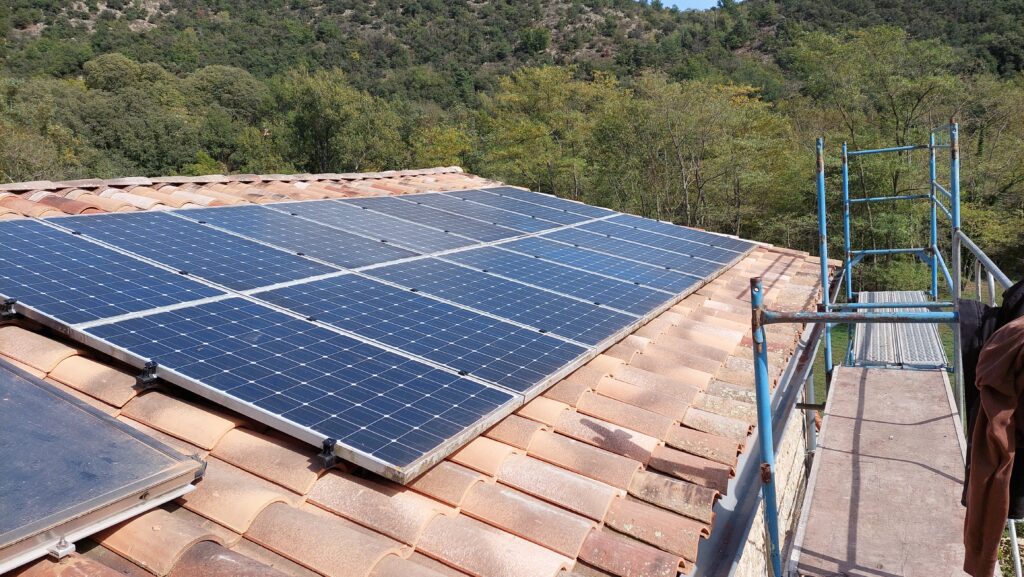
xmin=0 ymin=169 xmax=823 ymax=577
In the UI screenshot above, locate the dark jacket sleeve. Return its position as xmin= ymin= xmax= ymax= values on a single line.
xmin=964 ymin=317 xmax=1024 ymax=577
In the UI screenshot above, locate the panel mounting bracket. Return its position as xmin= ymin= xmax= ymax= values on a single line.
xmin=134 ymin=361 xmax=159 ymax=390
xmin=317 ymin=438 xmax=340 ymax=469
xmin=1 ymin=298 xmax=18 ymax=321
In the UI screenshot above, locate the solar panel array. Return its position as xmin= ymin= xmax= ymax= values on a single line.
xmin=0 ymin=185 xmax=754 ymax=482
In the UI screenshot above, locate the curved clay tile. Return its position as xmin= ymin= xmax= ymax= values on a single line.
xmin=593 ymin=375 xmax=690 ymax=421
xmin=0 ymin=195 xmax=64 ymax=218
xmin=48 ymin=355 xmax=138 ymax=408
xmin=664 ymin=425 xmax=741 ymax=467
xmin=577 ymin=528 xmax=682 ymax=577
xmin=627 ymin=470 xmax=718 ymax=524
xmin=34 ymin=194 xmax=104 ymax=215
xmin=605 ymin=496 xmax=709 ymax=562
xmin=0 ymin=326 xmax=80 ymax=373
xmin=484 ymin=414 xmax=546 ymax=450
xmin=647 ymin=445 xmax=733 ymax=494
xmin=0 ymin=206 xmax=23 ymax=220
xmin=575 ymin=392 xmax=674 ymax=439
xmin=448 ymin=437 xmax=521 ymax=477
xmin=69 ymin=192 xmax=135 ymax=212
xmin=368 ymin=555 xmax=453 ymax=577
xmin=97 ymin=188 xmax=162 ymax=210
xmin=406 ymin=461 xmax=486 ymax=507
xmin=495 ymin=454 xmax=620 ymax=521
xmin=7 ymin=553 xmax=125 ymax=577
xmin=211 ymin=428 xmax=320 ymax=495
xmin=125 ymin=186 xmax=191 ymax=208
xmin=119 ymin=391 xmax=242 ymax=450
xmin=164 ymin=188 xmax=226 ymax=207
xmin=173 ymin=185 xmax=246 ymax=205
xmin=524 ymin=430 xmax=641 ymax=490
xmin=167 ymin=541 xmax=290 ymax=577
xmin=180 ymin=458 xmax=297 ymax=533
xmin=96 ymin=508 xmax=225 ymax=576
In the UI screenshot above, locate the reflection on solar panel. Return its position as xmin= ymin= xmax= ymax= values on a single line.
xmin=271 ymin=200 xmax=476 ymax=253
xmin=0 ymin=219 xmax=222 ymax=324
xmin=444 ymin=189 xmax=590 ymax=225
xmin=404 ymin=193 xmax=562 ymax=233
xmin=543 ymin=227 xmax=724 ymax=278
xmin=501 ymin=236 xmax=700 ymax=293
xmin=255 ymin=275 xmax=587 ymax=394
xmin=180 ymin=205 xmax=418 ymax=268
xmin=343 ymin=196 xmax=520 ymax=242
xmin=86 ymin=297 xmax=516 ymax=477
xmin=443 ymin=246 xmax=672 ymax=315
xmin=0 ymin=184 xmax=754 ymax=482
xmin=57 ymin=212 xmax=336 ymax=291
xmin=365 ymin=258 xmax=637 ymax=345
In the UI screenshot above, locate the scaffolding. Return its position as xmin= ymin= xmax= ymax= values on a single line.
xmin=749 ymin=122 xmax=1015 ymax=576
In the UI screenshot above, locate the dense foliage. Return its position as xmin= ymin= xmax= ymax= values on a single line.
xmin=0 ymin=0 xmax=1022 ymax=285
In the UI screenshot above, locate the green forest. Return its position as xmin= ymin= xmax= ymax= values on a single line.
xmin=1 ymin=0 xmax=1022 ymax=285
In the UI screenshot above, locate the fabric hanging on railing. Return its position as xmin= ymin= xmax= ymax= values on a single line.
xmin=963 ymin=279 xmax=1024 ymax=577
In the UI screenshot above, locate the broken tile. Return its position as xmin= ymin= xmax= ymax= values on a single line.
xmin=648 ymin=445 xmax=733 ymax=493
xmin=167 ymin=541 xmax=289 ymax=577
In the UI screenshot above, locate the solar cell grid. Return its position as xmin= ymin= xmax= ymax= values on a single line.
xmin=501 ymin=237 xmax=699 ymax=293
xmin=476 ymin=186 xmax=615 ymax=218
xmin=610 ymin=213 xmax=754 ymax=252
xmin=442 ymin=190 xmax=590 ymax=225
xmin=443 ymin=246 xmax=672 ymax=315
xmin=404 ymin=193 xmax=562 ymax=233
xmin=0 ymin=219 xmax=223 ymax=325
xmin=580 ymin=220 xmax=739 ymax=264
xmin=364 ymin=258 xmax=637 ymax=346
xmin=181 ymin=205 xmax=418 ymax=268
xmin=57 ymin=212 xmax=337 ymax=291
xmin=255 ymin=275 xmax=587 ymax=394
xmin=85 ymin=297 xmax=516 ymax=476
xmin=543 ymin=227 xmax=723 ymax=278
xmin=271 ymin=200 xmax=477 ymax=253
xmin=342 ymin=196 xmax=520 ymax=242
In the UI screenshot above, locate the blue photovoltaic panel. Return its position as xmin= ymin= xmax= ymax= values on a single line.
xmin=543 ymin=227 xmax=723 ymax=278
xmin=182 ymin=205 xmax=418 ymax=268
xmin=444 ymin=246 xmax=672 ymax=315
xmin=501 ymin=237 xmax=700 ymax=293
xmin=403 ymin=193 xmax=561 ymax=233
xmin=444 ymin=189 xmax=590 ymax=225
xmin=341 ymin=196 xmax=520 ymax=242
xmin=0 ymin=219 xmax=222 ymax=325
xmin=580 ymin=220 xmax=740 ymax=264
xmin=272 ymin=200 xmax=477 ymax=253
xmin=476 ymin=186 xmax=615 ymax=218
xmin=365 ymin=259 xmax=636 ymax=345
xmin=85 ymin=298 xmax=515 ymax=474
xmin=255 ymin=275 xmax=587 ymax=394
xmin=610 ymin=213 xmax=755 ymax=253
xmin=58 ymin=212 xmax=336 ymax=291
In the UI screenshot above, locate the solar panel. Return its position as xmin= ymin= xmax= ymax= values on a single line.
xmin=500 ymin=236 xmax=701 ymax=293
xmin=444 ymin=189 xmax=591 ymax=225
xmin=475 ymin=186 xmax=615 ymax=218
xmin=179 ymin=205 xmax=418 ymax=268
xmin=55 ymin=212 xmax=337 ymax=291
xmin=254 ymin=275 xmax=587 ymax=394
xmin=0 ymin=219 xmax=222 ymax=325
xmin=85 ymin=297 xmax=516 ymax=480
xmin=271 ymin=200 xmax=477 ymax=253
xmin=341 ymin=196 xmax=520 ymax=242
xmin=443 ymin=246 xmax=672 ymax=315
xmin=364 ymin=258 xmax=637 ymax=346
xmin=580 ymin=220 xmax=740 ymax=264
xmin=403 ymin=193 xmax=562 ymax=233
xmin=610 ymin=213 xmax=755 ymax=253
xmin=543 ymin=227 xmax=724 ymax=278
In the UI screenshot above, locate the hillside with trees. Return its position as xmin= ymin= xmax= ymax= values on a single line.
xmin=0 ymin=0 xmax=1022 ymax=284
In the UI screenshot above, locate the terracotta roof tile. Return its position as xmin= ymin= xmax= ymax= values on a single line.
xmin=404 ymin=552 xmax=475 ymax=577
xmin=407 ymin=461 xmax=486 ymax=507
xmin=230 ymin=539 xmax=322 ymax=577
xmin=593 ymin=376 xmax=689 ymax=420
xmin=61 ymin=191 xmax=136 ymax=212
xmin=180 ymin=458 xmax=296 ymax=533
xmin=664 ymin=426 xmax=740 ymax=466
xmin=76 ymin=543 xmax=152 ymax=577
xmin=0 ymin=195 xmax=64 ymax=217
xmin=647 ymin=445 xmax=732 ymax=493
xmin=484 ymin=413 xmax=546 ymax=450
xmin=97 ymin=189 xmax=164 ymax=210
xmin=369 ymin=555 xmax=453 ymax=577
xmin=117 ymin=416 xmax=206 ymax=457
xmin=496 ymin=454 xmax=619 ymax=521
xmin=626 ymin=353 xmax=715 ymax=388
xmin=705 ymin=379 xmax=756 ymax=404
xmin=166 ymin=541 xmax=289 ymax=577
xmin=33 ymin=194 xmax=103 ymax=215
xmin=516 ymin=396 xmax=571 ymax=426
xmin=604 ymin=497 xmax=708 ymax=562
xmin=8 ymin=554 xmax=124 ymax=577
xmin=604 ymin=335 xmax=650 ymax=362
xmin=608 ymin=366 xmax=701 ymax=402
xmin=161 ymin=504 xmax=242 ymax=547
xmin=44 ymin=379 xmax=120 ymax=416
xmin=417 ymin=514 xmax=572 ymax=577
xmin=48 ymin=356 xmax=137 ymax=408
xmin=211 ymin=428 xmax=320 ymax=494
xmin=449 ymin=436 xmax=521 ymax=476
xmin=96 ymin=508 xmax=224 ymax=576
xmin=542 ymin=366 xmax=606 ymax=405
xmin=525 ymin=430 xmax=641 ymax=490
xmin=120 ymin=391 xmax=241 ymax=450
xmin=246 ymin=503 xmax=407 ymax=577
xmin=575 ymin=392 xmax=674 ymax=439
xmin=308 ymin=471 xmax=451 ymax=545
xmin=577 ymin=529 xmax=681 ymax=577
xmin=627 ymin=470 xmax=718 ymax=524
xmin=681 ymin=406 xmax=750 ymax=442
xmin=461 ymin=482 xmax=596 ymax=557
xmin=0 ymin=326 xmax=80 ymax=372
xmin=553 ymin=411 xmax=658 ymax=464
xmin=694 ymin=392 xmax=757 ymax=426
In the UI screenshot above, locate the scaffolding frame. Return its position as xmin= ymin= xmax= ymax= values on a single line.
xmin=749 ymin=122 xmax=1014 ymax=576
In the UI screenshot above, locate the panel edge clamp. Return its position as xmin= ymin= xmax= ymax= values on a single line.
xmin=0 ymin=298 xmax=17 ymax=321
xmin=47 ymin=536 xmax=75 ymax=560
xmin=134 ymin=361 xmax=159 ymax=390
xmin=317 ymin=438 xmax=340 ymax=469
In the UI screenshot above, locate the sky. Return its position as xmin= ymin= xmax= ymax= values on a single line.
xmin=662 ymin=0 xmax=719 ymax=9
